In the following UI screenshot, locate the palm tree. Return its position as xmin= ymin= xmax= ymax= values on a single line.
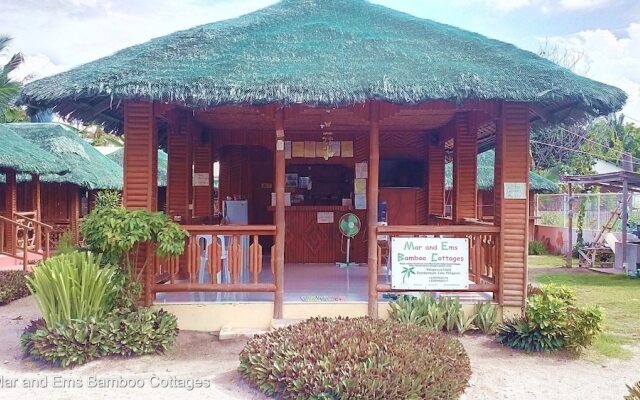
xmin=0 ymin=35 xmax=24 ymax=122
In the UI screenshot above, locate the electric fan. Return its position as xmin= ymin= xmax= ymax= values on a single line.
xmin=337 ymin=213 xmax=361 ymax=268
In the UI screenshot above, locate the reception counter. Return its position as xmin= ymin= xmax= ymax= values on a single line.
xmin=270 ymin=205 xmax=367 ymax=264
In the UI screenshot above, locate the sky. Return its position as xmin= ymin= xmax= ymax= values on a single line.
xmin=1 ymin=0 xmax=638 ymax=121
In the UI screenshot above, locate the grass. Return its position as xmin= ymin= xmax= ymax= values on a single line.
xmin=533 ymin=270 xmax=640 ymax=359
xmin=528 ymin=255 xmax=572 ymax=267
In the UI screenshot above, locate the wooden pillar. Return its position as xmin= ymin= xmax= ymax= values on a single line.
xmin=427 ymin=131 xmax=445 ymax=219
xmin=192 ymin=127 xmax=213 ymax=220
xmin=566 ymin=184 xmax=573 ymax=268
xmin=477 ymin=190 xmax=484 ymax=220
xmin=166 ymin=111 xmax=192 ymax=222
xmin=452 ymin=113 xmax=477 ymax=222
xmin=495 ymin=102 xmax=530 ymax=308
xmin=3 ymin=169 xmax=17 ymax=255
xmin=123 ymin=101 xmax=158 ymax=306
xmin=274 ymin=109 xmax=285 ymax=319
xmin=69 ymin=185 xmax=80 ymax=244
xmin=31 ymin=174 xmax=41 ymax=251
xmin=622 ymin=178 xmax=629 ymax=270
xmin=367 ymin=102 xmax=380 ymax=318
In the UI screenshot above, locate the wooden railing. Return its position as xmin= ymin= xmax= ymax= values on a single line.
xmin=152 ymin=225 xmax=278 ymax=295
xmin=0 ymin=215 xmax=30 ymax=270
xmin=14 ymin=212 xmax=52 ymax=260
xmin=376 ymin=224 xmax=500 ymax=295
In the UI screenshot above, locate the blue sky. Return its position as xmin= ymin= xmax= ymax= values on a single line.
xmin=2 ymin=0 xmax=639 ymax=120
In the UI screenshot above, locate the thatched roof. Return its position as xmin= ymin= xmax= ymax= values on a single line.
xmin=19 ymin=0 xmax=625 ymax=131
xmin=106 ymin=147 xmax=168 ymax=187
xmin=0 ymin=125 xmax=66 ymax=175
xmin=445 ymin=150 xmax=559 ymax=193
xmin=0 ymin=123 xmax=123 ymax=190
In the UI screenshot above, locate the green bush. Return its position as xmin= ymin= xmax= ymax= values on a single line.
xmin=26 ymin=252 xmax=118 ymax=327
xmin=473 ymin=302 xmax=499 ymax=335
xmin=496 ymin=284 xmax=604 ymax=353
xmin=0 ymin=270 xmax=31 ymax=305
xmin=626 ymin=381 xmax=640 ymax=400
xmin=528 ymin=240 xmax=547 ymax=255
xmin=20 ymin=308 xmax=178 ymax=368
xmin=239 ymin=317 xmax=471 ymax=400
xmin=55 ymin=230 xmax=77 ymax=255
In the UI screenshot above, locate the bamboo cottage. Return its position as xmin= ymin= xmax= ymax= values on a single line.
xmin=0 ymin=123 xmax=122 ymax=251
xmin=19 ymin=0 xmax=625 ymax=329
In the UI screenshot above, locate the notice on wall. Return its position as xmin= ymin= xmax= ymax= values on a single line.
xmin=341 ymin=141 xmax=354 ymax=157
xmin=354 ymin=178 xmax=367 ymax=194
xmin=329 ymin=141 xmax=341 ymax=157
xmin=304 ymin=141 xmax=316 ymax=158
xmin=317 ymin=212 xmax=334 ymax=224
xmin=391 ymin=237 xmax=469 ymax=290
xmin=284 ymin=141 xmax=292 ymax=159
xmin=355 ymin=162 xmax=368 ymax=179
xmin=292 ymin=142 xmax=305 ymax=158
xmin=504 ymin=182 xmax=527 ymax=199
xmin=354 ymin=194 xmax=366 ymax=210
xmin=193 ymin=173 xmax=209 ymax=187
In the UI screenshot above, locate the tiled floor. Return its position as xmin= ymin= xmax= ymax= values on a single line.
xmin=0 ymin=253 xmax=41 ymax=271
xmin=155 ymin=263 xmax=492 ymax=303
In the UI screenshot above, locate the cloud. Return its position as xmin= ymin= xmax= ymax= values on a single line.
xmin=546 ymin=22 xmax=640 ymax=119
xmin=457 ymin=0 xmax=616 ymax=12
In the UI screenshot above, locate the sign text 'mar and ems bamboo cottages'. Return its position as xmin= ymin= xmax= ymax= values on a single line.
xmin=391 ymin=237 xmax=470 ymax=290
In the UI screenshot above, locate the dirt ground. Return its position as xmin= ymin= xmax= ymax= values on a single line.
xmin=1 ymin=296 xmax=639 ymax=400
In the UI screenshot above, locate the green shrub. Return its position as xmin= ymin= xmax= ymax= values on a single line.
xmin=239 ymin=317 xmax=471 ymax=400
xmin=388 ymin=294 xmax=425 ymax=325
xmin=528 ymin=240 xmax=547 ymax=255
xmin=497 ymin=284 xmax=603 ymax=353
xmin=473 ymin=302 xmax=499 ymax=335
xmin=20 ymin=308 xmax=178 ymax=368
xmin=26 ymin=252 xmax=118 ymax=327
xmin=55 ymin=230 xmax=77 ymax=255
xmin=626 ymin=381 xmax=640 ymax=400
xmin=0 ymin=270 xmax=31 ymax=305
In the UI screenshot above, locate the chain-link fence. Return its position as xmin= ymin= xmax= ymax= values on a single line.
xmin=537 ymin=193 xmax=640 ymax=232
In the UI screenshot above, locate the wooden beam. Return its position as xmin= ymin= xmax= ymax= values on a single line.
xmin=495 ymin=102 xmax=530 ymax=309
xmin=367 ymin=101 xmax=380 ymax=318
xmin=2 ymin=169 xmax=17 ymax=255
xmin=69 ymin=184 xmax=80 ymax=245
xmin=427 ymin=131 xmax=445 ymax=218
xmin=274 ymin=108 xmax=285 ymax=319
xmin=31 ymin=174 xmax=41 ymax=251
xmin=452 ymin=113 xmax=477 ymax=222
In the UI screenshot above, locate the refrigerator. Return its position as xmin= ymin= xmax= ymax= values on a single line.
xmin=222 ymin=200 xmax=250 ymax=284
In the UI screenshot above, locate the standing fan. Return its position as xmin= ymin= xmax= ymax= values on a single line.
xmin=337 ymin=213 xmax=361 ymax=268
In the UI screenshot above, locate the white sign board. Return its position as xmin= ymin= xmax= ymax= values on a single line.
xmin=317 ymin=212 xmax=334 ymax=224
xmin=391 ymin=237 xmax=469 ymax=290
xmin=504 ymin=182 xmax=527 ymax=199
xmin=193 ymin=173 xmax=209 ymax=187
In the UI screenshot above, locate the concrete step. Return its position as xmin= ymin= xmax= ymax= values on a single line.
xmin=270 ymin=318 xmax=304 ymax=330
xmin=218 ymin=326 xmax=268 ymax=341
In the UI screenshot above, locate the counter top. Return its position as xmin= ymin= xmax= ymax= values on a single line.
xmin=268 ymin=205 xmax=353 ymax=212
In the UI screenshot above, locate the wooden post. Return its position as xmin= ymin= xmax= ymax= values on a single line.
xmin=3 ymin=169 xmax=17 ymax=256
xmin=367 ymin=102 xmax=380 ymax=318
xmin=123 ymin=101 xmax=158 ymax=306
xmin=274 ymin=109 xmax=285 ymax=319
xmin=427 ymin=132 xmax=445 ymax=219
xmin=192 ymin=127 xmax=213 ymax=220
xmin=167 ymin=111 xmax=192 ymax=223
xmin=494 ymin=102 xmax=530 ymax=309
xmin=566 ymin=183 xmax=573 ymax=268
xmin=69 ymin=184 xmax=80 ymax=244
xmin=31 ymin=174 xmax=41 ymax=251
xmin=622 ymin=178 xmax=628 ymax=271
xmin=452 ymin=113 xmax=477 ymax=222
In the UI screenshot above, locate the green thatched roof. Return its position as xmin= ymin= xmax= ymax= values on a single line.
xmin=20 ymin=0 xmax=625 ymax=131
xmin=0 ymin=123 xmax=123 ymax=190
xmin=106 ymin=147 xmax=167 ymax=187
xmin=445 ymin=150 xmax=559 ymax=193
xmin=0 ymin=125 xmax=66 ymax=175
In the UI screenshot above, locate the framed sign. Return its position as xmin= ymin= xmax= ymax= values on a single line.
xmin=317 ymin=212 xmax=334 ymax=224
xmin=504 ymin=182 xmax=527 ymax=199
xmin=391 ymin=237 xmax=469 ymax=290
xmin=193 ymin=173 xmax=209 ymax=187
